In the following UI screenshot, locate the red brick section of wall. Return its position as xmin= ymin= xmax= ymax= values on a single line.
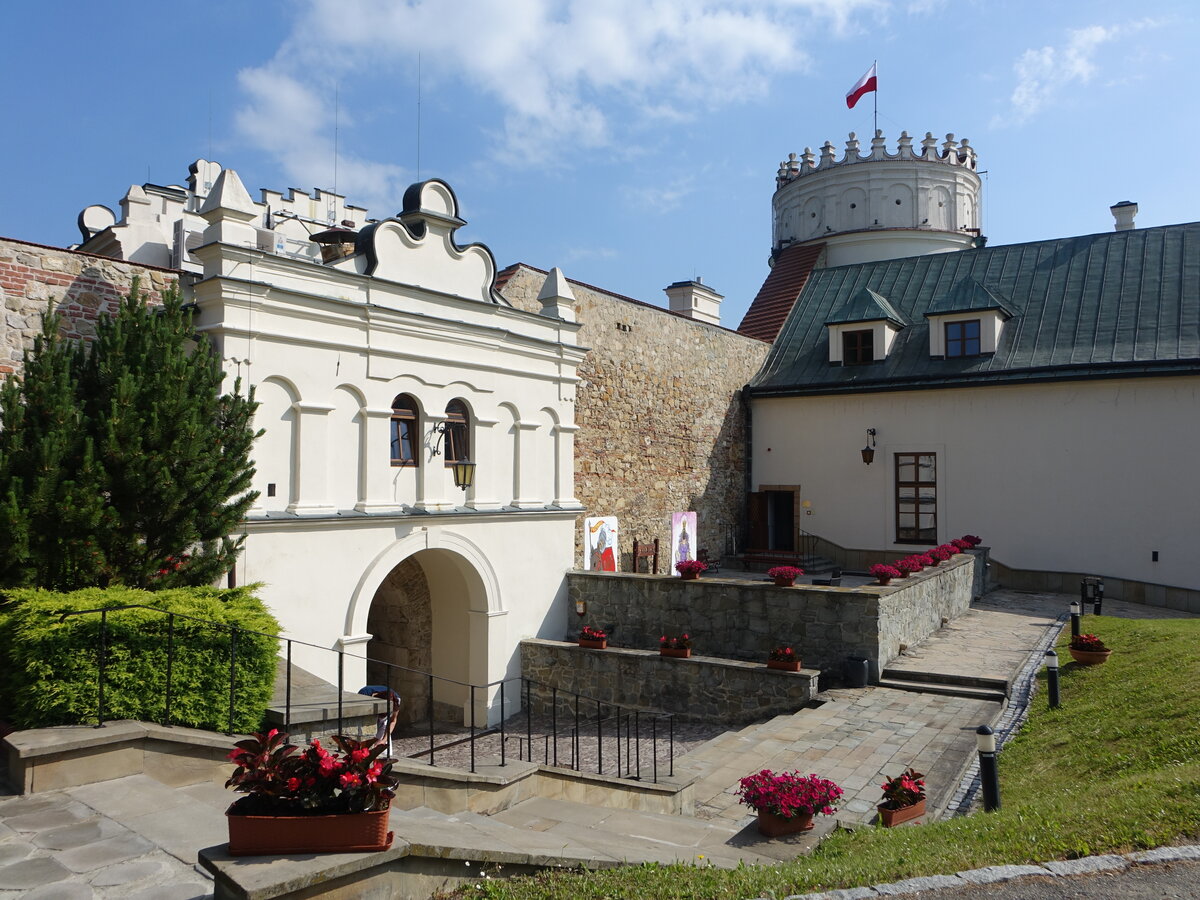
xmin=0 ymin=237 xmax=181 ymax=377
xmin=498 ymin=264 xmax=770 ymax=570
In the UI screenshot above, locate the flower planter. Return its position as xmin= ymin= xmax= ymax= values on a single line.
xmin=660 ymin=648 xmax=691 ymax=658
xmin=756 ymin=809 xmax=814 ymax=837
xmin=876 ymin=577 xmax=891 ymax=586
xmin=1068 ymin=647 xmax=1112 ymax=665
xmin=579 ymin=638 xmax=607 ymax=650
xmin=767 ymin=659 xmax=800 ymax=672
xmin=772 ymin=576 xmax=796 ymax=587
xmin=226 ymin=805 xmax=393 ymax=856
xmin=679 ymin=570 xmax=700 ymax=581
xmin=877 ymin=797 xmax=925 ymax=827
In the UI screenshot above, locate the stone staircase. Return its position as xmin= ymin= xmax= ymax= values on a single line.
xmin=876 ymin=668 xmax=1009 ymax=703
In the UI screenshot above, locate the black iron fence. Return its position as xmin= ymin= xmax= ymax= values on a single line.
xmin=54 ymin=604 xmax=675 ymax=783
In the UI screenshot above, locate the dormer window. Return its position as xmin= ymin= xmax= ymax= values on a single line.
xmin=843 ymin=330 xmax=875 ymax=365
xmin=945 ymin=320 xmax=981 ymax=357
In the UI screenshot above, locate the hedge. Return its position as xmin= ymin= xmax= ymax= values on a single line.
xmin=0 ymin=585 xmax=279 ymax=733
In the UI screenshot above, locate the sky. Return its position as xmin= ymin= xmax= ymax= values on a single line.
xmin=3 ymin=1 xmax=1198 ymax=330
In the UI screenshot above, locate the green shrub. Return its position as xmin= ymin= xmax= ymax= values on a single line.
xmin=0 ymin=585 xmax=278 ymax=733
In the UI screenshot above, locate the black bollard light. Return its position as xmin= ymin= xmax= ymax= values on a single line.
xmin=1094 ymin=580 xmax=1103 ymax=616
xmin=1077 ymin=582 xmax=1087 ymax=617
xmin=1045 ymin=649 xmax=1060 ymax=708
xmin=1069 ymin=600 xmax=1081 ymax=638
xmin=976 ymin=725 xmax=1001 ymax=812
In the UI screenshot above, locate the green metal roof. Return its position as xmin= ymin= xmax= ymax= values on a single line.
xmin=824 ymin=287 xmax=911 ymax=328
xmin=749 ymin=222 xmax=1200 ymax=396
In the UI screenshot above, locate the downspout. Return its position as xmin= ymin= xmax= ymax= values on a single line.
xmin=740 ymin=384 xmax=753 ymax=556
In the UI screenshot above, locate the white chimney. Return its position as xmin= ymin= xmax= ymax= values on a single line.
xmin=1110 ymin=200 xmax=1138 ymax=231
xmin=664 ymin=277 xmax=723 ymax=326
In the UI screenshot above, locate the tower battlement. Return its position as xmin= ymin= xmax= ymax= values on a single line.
xmin=776 ymin=130 xmax=977 ymax=189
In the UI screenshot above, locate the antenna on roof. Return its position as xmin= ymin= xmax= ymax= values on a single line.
xmin=417 ymin=53 xmax=422 ymax=182
xmin=333 ymin=83 xmax=339 ymax=208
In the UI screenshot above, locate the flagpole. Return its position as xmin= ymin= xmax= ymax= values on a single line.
xmin=873 ymin=59 xmax=878 ymax=135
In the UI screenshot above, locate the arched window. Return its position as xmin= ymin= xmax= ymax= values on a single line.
xmin=443 ymin=399 xmax=470 ymax=464
xmin=390 ymin=394 xmax=419 ymax=466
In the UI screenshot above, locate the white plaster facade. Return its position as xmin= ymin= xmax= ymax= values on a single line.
xmin=773 ymin=130 xmax=981 ymax=267
xmin=751 ymin=378 xmax=1200 ymax=591
xmin=83 ymin=162 xmax=586 ymax=724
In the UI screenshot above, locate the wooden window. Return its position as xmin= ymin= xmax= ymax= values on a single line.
xmin=945 ymin=319 xmax=981 ymax=357
xmin=842 ymin=329 xmax=874 ymax=365
xmin=390 ymin=394 xmax=419 ymax=466
xmin=443 ymin=399 xmax=470 ymax=464
xmin=895 ymin=453 xmax=936 ymax=544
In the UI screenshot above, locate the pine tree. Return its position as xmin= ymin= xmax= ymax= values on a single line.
xmin=0 ymin=280 xmax=260 ymax=590
xmin=0 ymin=310 xmax=110 ymax=589
xmin=77 ymin=280 xmax=260 ymax=589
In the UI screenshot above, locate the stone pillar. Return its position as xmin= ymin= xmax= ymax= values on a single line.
xmin=288 ymin=402 xmax=337 ymax=514
xmin=357 ymin=407 xmax=402 ymax=512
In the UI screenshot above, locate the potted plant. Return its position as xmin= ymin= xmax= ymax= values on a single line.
xmin=961 ymin=534 xmax=982 ymax=547
xmin=225 ymin=729 xmax=398 ymax=855
xmin=914 ymin=553 xmax=936 ymax=568
xmin=675 ymin=559 xmax=708 ymax=581
xmin=937 ymin=543 xmax=960 ymax=557
xmin=1068 ymin=633 xmax=1112 ymax=665
xmin=870 ymin=563 xmax=901 ymax=585
xmin=950 ymin=538 xmax=972 ymax=552
xmin=767 ymin=565 xmax=803 ymax=587
xmin=893 ymin=558 xmax=917 ymax=578
xmin=926 ymin=546 xmax=951 ymax=565
xmin=736 ymin=768 xmax=843 ymax=837
xmin=768 ymin=646 xmax=800 ymax=671
xmin=660 ymin=633 xmax=692 ymax=658
xmin=579 ymin=625 xmax=608 ymax=649
xmin=877 ymin=767 xmax=926 ymax=827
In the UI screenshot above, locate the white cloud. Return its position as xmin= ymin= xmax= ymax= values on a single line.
xmin=621 ymin=176 xmax=698 ymax=214
xmin=994 ymin=19 xmax=1161 ymax=127
xmin=236 ymin=0 xmax=887 ymax=179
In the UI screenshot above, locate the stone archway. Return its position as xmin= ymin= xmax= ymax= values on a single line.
xmin=366 ymin=556 xmax=432 ymax=726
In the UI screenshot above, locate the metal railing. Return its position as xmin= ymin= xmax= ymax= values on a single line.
xmin=55 ymin=604 xmax=675 ymax=783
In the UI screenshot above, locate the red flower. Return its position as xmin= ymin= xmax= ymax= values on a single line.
xmin=350 ymin=747 xmax=370 ymax=763
xmin=339 ymin=772 xmax=362 ymax=789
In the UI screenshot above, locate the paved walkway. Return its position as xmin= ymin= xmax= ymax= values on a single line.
xmin=1 ymin=590 xmax=1192 ymax=897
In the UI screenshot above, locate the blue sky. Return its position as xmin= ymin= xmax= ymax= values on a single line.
xmin=3 ymin=1 xmax=1197 ymax=329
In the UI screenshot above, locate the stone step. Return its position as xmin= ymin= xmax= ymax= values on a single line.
xmin=880 ymin=667 xmax=1011 ymax=696
xmin=875 ymin=676 xmax=1007 ymax=703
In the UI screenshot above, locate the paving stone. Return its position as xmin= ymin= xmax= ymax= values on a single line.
xmin=24 ymin=883 xmax=94 ymax=899
xmin=0 ymin=856 xmax=72 ymax=890
xmin=872 ymin=874 xmax=964 ymax=894
xmin=1043 ymin=854 xmax=1129 ymax=875
xmin=0 ymin=843 xmax=34 ymax=867
xmin=125 ymin=883 xmax=213 ymax=899
xmin=87 ymin=860 xmax=163 ymax=886
xmin=956 ymin=863 xmax=1050 ymax=883
xmin=33 ymin=819 xmax=124 ymax=851
xmin=5 ymin=806 xmax=92 ymax=834
xmin=56 ymin=834 xmax=157 ymax=874
xmin=1127 ymin=845 xmax=1200 ymax=863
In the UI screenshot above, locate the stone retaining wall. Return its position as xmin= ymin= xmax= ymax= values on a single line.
xmin=520 ymin=639 xmax=818 ymax=724
xmin=568 ymin=553 xmax=979 ymax=680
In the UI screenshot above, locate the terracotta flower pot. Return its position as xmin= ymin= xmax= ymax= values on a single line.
xmin=767 ymin=659 xmax=800 ymax=671
xmin=1068 ymin=647 xmax=1112 ymax=665
xmin=773 ymin=576 xmax=796 ymax=587
xmin=660 ymin=648 xmax=691 ymax=658
xmin=876 ymin=577 xmax=892 ymax=586
xmin=756 ymin=809 xmax=814 ymax=837
xmin=579 ymin=638 xmax=607 ymax=649
xmin=226 ymin=805 xmax=393 ymax=856
xmin=680 ymin=570 xmax=700 ymax=581
xmin=877 ymin=797 xmax=925 ymax=827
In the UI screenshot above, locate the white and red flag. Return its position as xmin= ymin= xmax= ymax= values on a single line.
xmin=845 ymin=63 xmax=877 ymax=109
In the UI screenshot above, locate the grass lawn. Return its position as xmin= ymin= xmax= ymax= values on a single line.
xmin=448 ymin=615 xmax=1200 ymax=899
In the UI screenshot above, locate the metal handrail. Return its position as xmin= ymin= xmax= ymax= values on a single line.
xmin=53 ymin=603 xmax=677 ymax=783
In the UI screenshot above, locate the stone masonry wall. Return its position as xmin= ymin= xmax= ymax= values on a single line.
xmin=568 ymin=553 xmax=978 ymax=680
xmin=520 ymin=639 xmax=818 ymax=725
xmin=0 ymin=238 xmax=178 ymax=378
xmin=499 ymin=265 xmax=770 ymax=570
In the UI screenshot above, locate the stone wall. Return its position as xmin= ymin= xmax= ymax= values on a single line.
xmin=520 ymin=639 xmax=818 ymax=724
xmin=0 ymin=238 xmax=178 ymax=378
xmin=568 ymin=553 xmax=979 ymax=680
xmin=499 ymin=265 xmax=770 ymax=569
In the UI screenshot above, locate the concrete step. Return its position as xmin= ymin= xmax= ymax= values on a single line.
xmin=875 ymin=675 xmax=1006 ymax=703
xmin=880 ymin=667 xmax=1010 ymax=695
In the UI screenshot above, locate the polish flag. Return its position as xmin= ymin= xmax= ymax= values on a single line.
xmin=845 ymin=63 xmax=877 ymax=109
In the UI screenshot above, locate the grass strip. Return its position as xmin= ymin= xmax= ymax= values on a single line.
xmin=448 ymin=615 xmax=1200 ymax=899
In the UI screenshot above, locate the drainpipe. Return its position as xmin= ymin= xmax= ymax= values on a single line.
xmin=741 ymin=385 xmax=753 ymax=555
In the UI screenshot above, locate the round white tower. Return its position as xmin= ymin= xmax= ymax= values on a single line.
xmin=773 ymin=130 xmax=983 ymax=268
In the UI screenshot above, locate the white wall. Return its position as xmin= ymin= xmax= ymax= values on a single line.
xmin=751 ymin=377 xmax=1200 ymax=590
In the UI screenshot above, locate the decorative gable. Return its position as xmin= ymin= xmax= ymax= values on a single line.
xmin=825 ymin=287 xmax=910 ymax=363
xmin=924 ymin=278 xmax=1016 ymax=357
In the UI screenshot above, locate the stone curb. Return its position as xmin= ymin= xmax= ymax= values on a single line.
xmin=762 ymin=844 xmax=1200 ymax=899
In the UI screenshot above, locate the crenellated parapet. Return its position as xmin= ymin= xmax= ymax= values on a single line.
xmin=776 ymin=130 xmax=977 ymax=188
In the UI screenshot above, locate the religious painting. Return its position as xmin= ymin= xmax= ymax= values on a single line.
xmin=670 ymin=511 xmax=697 ymax=576
xmin=584 ymin=516 xmax=619 ymax=572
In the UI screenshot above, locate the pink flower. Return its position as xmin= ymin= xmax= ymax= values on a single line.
xmin=350 ymin=748 xmax=369 ymax=763
xmin=340 ymin=771 xmax=362 ymax=788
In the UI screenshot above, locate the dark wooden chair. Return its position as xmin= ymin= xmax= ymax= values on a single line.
xmin=698 ymin=548 xmax=721 ymax=574
xmin=633 ymin=538 xmax=659 ymax=574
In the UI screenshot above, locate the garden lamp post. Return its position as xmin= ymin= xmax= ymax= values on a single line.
xmin=976 ymin=724 xmax=1001 ymax=812
xmin=1069 ymin=600 xmax=1081 ymax=637
xmin=1045 ymin=649 xmax=1060 ymax=708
